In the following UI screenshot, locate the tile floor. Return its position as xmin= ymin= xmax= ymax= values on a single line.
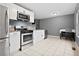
xmin=12 ymin=36 xmax=75 ymax=56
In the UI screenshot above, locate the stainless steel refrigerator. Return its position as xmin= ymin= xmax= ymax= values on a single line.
xmin=0 ymin=5 xmax=9 ymax=56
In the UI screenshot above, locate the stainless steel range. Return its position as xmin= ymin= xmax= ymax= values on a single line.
xmin=21 ymin=30 xmax=33 ymax=45
xmin=20 ymin=29 xmax=33 ymax=50
xmin=15 ymin=26 xmax=33 ymax=51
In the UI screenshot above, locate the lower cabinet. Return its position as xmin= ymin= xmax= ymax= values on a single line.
xmin=9 ymin=31 xmax=20 ymax=55
xmin=33 ymin=30 xmax=45 ymax=45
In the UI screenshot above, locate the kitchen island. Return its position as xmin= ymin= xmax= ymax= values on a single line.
xmin=33 ymin=30 xmax=45 ymax=45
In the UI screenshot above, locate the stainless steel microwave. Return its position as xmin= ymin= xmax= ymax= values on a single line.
xmin=17 ymin=12 xmax=30 ymax=22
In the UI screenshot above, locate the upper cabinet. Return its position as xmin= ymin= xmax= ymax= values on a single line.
xmin=17 ymin=6 xmax=24 ymax=13
xmin=30 ymin=12 xmax=34 ymax=23
xmin=0 ymin=3 xmax=34 ymax=23
xmin=18 ymin=7 xmax=34 ymax=23
xmin=8 ymin=8 xmax=17 ymax=20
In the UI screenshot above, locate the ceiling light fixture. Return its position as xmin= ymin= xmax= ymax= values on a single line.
xmin=50 ymin=11 xmax=57 ymax=16
xmin=53 ymin=12 xmax=57 ymax=15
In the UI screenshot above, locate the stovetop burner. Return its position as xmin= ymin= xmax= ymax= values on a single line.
xmin=15 ymin=27 xmax=33 ymax=34
xmin=21 ymin=30 xmax=33 ymax=33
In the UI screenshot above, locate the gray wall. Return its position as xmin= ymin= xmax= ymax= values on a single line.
xmin=40 ymin=14 xmax=74 ymax=36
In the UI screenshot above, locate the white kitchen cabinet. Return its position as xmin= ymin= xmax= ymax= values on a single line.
xmin=33 ymin=30 xmax=45 ymax=45
xmin=25 ymin=10 xmax=34 ymax=23
xmin=30 ymin=12 xmax=34 ymax=23
xmin=17 ymin=6 xmax=28 ymax=14
xmin=18 ymin=8 xmax=34 ymax=23
xmin=17 ymin=7 xmax=24 ymax=13
xmin=0 ymin=3 xmax=34 ymax=22
xmin=9 ymin=31 xmax=20 ymax=55
xmin=8 ymin=8 xmax=17 ymax=20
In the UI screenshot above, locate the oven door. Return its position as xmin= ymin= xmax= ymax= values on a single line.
xmin=21 ymin=33 xmax=33 ymax=45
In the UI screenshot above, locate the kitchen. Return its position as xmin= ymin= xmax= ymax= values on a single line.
xmin=1 ymin=3 xmax=79 ymax=56
xmin=0 ymin=3 xmax=45 ymax=56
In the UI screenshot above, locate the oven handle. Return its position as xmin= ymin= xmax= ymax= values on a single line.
xmin=22 ymin=33 xmax=32 ymax=36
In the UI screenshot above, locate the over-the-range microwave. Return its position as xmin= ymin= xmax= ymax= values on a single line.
xmin=17 ymin=11 xmax=30 ymax=22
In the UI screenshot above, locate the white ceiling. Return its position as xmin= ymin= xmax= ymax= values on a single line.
xmin=16 ymin=3 xmax=77 ymax=19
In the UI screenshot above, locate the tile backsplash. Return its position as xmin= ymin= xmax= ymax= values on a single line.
xmin=9 ymin=19 xmax=36 ymax=30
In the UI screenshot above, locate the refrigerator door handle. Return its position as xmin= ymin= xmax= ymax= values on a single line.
xmin=5 ymin=10 xmax=8 ymax=35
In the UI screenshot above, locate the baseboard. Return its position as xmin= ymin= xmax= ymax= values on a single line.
xmin=48 ymin=35 xmax=60 ymax=38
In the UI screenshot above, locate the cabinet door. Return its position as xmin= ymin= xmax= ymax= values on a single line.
xmin=10 ymin=32 xmax=20 ymax=54
xmin=24 ymin=10 xmax=34 ymax=23
xmin=17 ymin=6 xmax=24 ymax=13
xmin=30 ymin=12 xmax=34 ymax=23
xmin=8 ymin=8 xmax=17 ymax=20
xmin=33 ymin=30 xmax=45 ymax=44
